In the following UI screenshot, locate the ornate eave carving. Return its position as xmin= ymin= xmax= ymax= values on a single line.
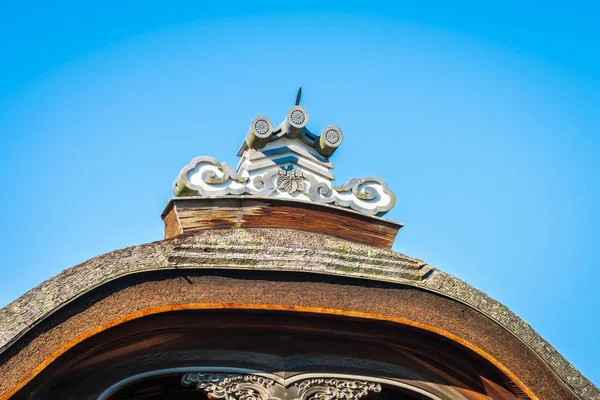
xmin=172 ymin=91 xmax=396 ymax=216
xmin=182 ymin=373 xmax=276 ymax=400
xmin=295 ymin=378 xmax=382 ymax=400
xmin=181 ymin=373 xmax=382 ymax=400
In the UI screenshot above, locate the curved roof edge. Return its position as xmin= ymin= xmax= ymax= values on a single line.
xmin=0 ymin=228 xmax=597 ymax=400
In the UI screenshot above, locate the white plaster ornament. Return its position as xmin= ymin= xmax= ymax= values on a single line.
xmin=173 ymin=92 xmax=395 ymax=217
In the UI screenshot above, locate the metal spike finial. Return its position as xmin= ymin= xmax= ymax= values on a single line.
xmin=295 ymin=87 xmax=302 ymax=106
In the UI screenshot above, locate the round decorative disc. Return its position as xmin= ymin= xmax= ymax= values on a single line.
xmin=287 ymin=106 xmax=309 ymax=128
xmin=291 ymin=110 xmax=305 ymax=125
xmin=322 ymin=125 xmax=343 ymax=147
xmin=252 ymin=116 xmax=272 ymax=138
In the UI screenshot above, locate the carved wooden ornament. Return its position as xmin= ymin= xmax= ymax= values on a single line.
xmin=181 ymin=373 xmax=382 ymax=400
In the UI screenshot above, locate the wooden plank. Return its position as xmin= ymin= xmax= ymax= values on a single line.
xmin=163 ymin=197 xmax=401 ymax=248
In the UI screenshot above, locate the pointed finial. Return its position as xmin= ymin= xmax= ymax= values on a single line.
xmin=295 ymin=87 xmax=302 ymax=106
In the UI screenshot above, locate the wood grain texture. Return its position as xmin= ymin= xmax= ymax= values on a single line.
xmin=162 ymin=206 xmax=183 ymax=239
xmin=162 ymin=197 xmax=403 ymax=249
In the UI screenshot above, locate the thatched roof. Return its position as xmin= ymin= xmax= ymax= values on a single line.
xmin=0 ymin=228 xmax=597 ymax=400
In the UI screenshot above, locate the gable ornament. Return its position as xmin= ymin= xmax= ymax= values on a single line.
xmin=173 ymin=90 xmax=395 ymax=217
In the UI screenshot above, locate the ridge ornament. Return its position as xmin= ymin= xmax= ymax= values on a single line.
xmin=173 ymin=91 xmax=395 ymax=216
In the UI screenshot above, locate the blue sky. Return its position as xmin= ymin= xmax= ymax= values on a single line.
xmin=1 ymin=0 xmax=598 ymax=386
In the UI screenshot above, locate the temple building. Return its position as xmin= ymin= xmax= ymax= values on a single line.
xmin=0 ymin=92 xmax=597 ymax=400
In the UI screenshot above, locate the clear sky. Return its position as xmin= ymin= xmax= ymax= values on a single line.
xmin=1 ymin=0 xmax=598 ymax=387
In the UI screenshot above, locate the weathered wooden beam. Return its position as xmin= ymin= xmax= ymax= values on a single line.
xmin=161 ymin=197 xmax=403 ymax=249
